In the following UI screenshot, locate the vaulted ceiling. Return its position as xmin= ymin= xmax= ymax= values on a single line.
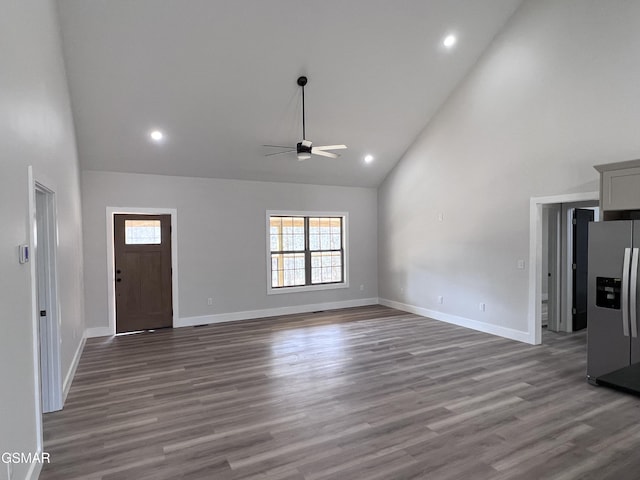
xmin=56 ymin=0 xmax=523 ymax=187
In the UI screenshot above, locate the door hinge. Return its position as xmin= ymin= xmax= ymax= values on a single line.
xmin=572 ymin=263 xmax=577 ymax=270
xmin=572 ymin=218 xmax=577 ymax=225
xmin=40 ymin=310 xmax=47 ymax=317
xmin=572 ymin=307 xmax=577 ymax=315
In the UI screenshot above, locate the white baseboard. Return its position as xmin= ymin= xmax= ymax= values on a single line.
xmin=176 ymin=297 xmax=379 ymax=328
xmin=379 ymin=298 xmax=534 ymax=344
xmin=85 ymin=326 xmax=113 ymax=338
xmin=63 ymin=335 xmax=86 ymax=403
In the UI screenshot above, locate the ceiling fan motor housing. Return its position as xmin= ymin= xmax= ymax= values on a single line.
xmin=296 ymin=140 xmax=312 ymax=160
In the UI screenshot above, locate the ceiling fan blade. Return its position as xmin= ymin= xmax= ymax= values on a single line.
xmin=313 ymin=144 xmax=347 ymax=151
xmin=263 ymin=144 xmax=295 ymax=149
xmin=265 ymin=150 xmax=296 ymax=157
xmin=312 ymin=149 xmax=339 ymax=159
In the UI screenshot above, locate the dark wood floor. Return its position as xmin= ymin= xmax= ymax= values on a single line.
xmin=41 ymin=305 xmax=640 ymax=480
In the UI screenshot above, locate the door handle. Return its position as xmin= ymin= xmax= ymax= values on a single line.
xmin=622 ymin=248 xmax=631 ymax=337
xmin=631 ymin=248 xmax=639 ymax=338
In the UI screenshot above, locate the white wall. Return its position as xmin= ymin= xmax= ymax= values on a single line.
xmin=378 ymin=0 xmax=640 ymax=343
xmin=81 ymin=171 xmax=377 ymax=332
xmin=0 ymin=1 xmax=85 ymax=479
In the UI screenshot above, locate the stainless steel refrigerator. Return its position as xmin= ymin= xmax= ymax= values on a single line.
xmin=587 ymin=220 xmax=640 ymax=394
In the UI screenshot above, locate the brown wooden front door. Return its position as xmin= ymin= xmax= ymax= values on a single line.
xmin=114 ymin=214 xmax=173 ymax=333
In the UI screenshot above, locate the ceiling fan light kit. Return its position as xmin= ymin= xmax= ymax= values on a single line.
xmin=264 ymin=76 xmax=347 ymax=161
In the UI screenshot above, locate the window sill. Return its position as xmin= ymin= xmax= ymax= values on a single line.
xmin=267 ymin=282 xmax=349 ymax=295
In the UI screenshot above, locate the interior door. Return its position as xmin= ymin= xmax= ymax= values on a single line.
xmin=36 ymin=190 xmax=52 ymax=412
xmin=546 ymin=205 xmax=561 ymax=331
xmin=114 ymin=214 xmax=173 ymax=333
xmin=573 ymin=208 xmax=595 ymax=331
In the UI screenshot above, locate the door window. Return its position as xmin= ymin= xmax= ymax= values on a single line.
xmin=124 ymin=219 xmax=161 ymax=244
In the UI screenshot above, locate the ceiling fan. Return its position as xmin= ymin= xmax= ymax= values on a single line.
xmin=264 ymin=76 xmax=347 ymax=161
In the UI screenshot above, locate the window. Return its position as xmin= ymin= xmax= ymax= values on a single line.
xmin=124 ymin=219 xmax=161 ymax=244
xmin=268 ymin=212 xmax=347 ymax=293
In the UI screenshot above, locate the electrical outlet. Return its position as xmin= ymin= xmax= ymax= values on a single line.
xmin=517 ymin=259 xmax=525 ymax=270
xmin=479 ymin=303 xmax=486 ymax=312
xmin=438 ymin=295 xmax=444 ymax=304
xmin=437 ymin=212 xmax=444 ymax=222
xmin=207 ymin=298 xmax=213 ymax=306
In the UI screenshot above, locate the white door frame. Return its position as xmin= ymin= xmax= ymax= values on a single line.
xmin=106 ymin=207 xmax=179 ymax=336
xmin=528 ymin=192 xmax=598 ymax=344
xmin=27 ymin=167 xmax=64 ymax=454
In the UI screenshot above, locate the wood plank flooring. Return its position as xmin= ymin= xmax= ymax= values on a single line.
xmin=40 ymin=305 xmax=640 ymax=479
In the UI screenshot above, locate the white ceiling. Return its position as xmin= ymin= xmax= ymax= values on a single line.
xmin=56 ymin=0 xmax=523 ymax=188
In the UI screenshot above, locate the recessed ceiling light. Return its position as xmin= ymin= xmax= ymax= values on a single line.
xmin=150 ymin=130 xmax=164 ymax=142
xmin=443 ymin=34 xmax=457 ymax=48
xmin=364 ymin=154 xmax=374 ymax=164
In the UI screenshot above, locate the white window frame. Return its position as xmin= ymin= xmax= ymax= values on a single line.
xmin=266 ymin=210 xmax=349 ymax=295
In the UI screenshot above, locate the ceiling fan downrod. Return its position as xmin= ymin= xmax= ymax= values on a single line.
xmin=297 ymin=76 xmax=307 ymax=140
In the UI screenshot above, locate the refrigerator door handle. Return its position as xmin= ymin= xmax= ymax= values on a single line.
xmin=623 ymin=248 xmax=631 ymax=337
xmin=631 ymin=248 xmax=639 ymax=338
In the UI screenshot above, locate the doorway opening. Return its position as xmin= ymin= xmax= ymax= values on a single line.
xmin=529 ymin=192 xmax=599 ymax=345
xmin=542 ymin=202 xmax=598 ymax=335
xmin=106 ymin=207 xmax=179 ymax=336
xmin=34 ymin=183 xmax=63 ymax=413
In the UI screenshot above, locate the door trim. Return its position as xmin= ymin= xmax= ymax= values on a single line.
xmin=529 ymin=192 xmax=598 ymax=345
xmin=106 ymin=207 xmax=179 ymax=336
